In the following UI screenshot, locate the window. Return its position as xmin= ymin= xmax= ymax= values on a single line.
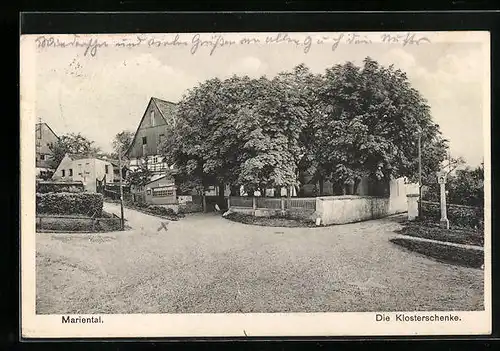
xmin=150 ymin=110 xmax=155 ymax=126
xmin=153 ymin=156 xmax=158 ymax=164
xmin=61 ymin=170 xmax=65 ymax=177
xmin=152 ymin=187 xmax=175 ymax=197
xmin=40 ymin=154 xmax=45 ymax=161
xmin=158 ymin=133 xmax=165 ymax=144
xmin=146 ymin=189 xmax=152 ymax=196
xmin=105 ymin=165 xmax=109 ymax=174
xmin=69 ymin=169 xmax=73 ymax=176
xmin=142 ymin=136 xmax=147 ymax=145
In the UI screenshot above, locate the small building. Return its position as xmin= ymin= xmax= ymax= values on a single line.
xmin=52 ymin=154 xmax=115 ymax=192
xmin=139 ymin=174 xmax=177 ymax=205
xmin=35 ymin=121 xmax=59 ymax=176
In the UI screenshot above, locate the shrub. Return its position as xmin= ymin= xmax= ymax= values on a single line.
xmin=36 ymin=181 xmax=85 ymax=193
xmin=421 ymin=201 xmax=483 ymax=230
xmin=36 ymin=192 xmax=104 ymax=216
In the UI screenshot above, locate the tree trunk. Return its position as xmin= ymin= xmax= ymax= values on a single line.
xmin=353 ymin=178 xmax=361 ymax=195
xmin=319 ymin=177 xmax=324 ymax=196
xmin=218 ymin=181 xmax=226 ymax=210
xmin=230 ymin=185 xmax=239 ymax=197
xmin=275 ymin=186 xmax=281 ymax=198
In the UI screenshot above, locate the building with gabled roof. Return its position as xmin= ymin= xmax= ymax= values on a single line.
xmin=125 ymin=97 xmax=177 ymax=174
xmin=35 ymin=121 xmax=59 ymax=175
xmin=52 ymin=153 xmax=117 ymax=192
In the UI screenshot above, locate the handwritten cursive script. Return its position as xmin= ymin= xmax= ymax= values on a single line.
xmin=34 ymin=32 xmax=432 ymax=58
xmin=35 ymin=35 xmax=108 ymax=57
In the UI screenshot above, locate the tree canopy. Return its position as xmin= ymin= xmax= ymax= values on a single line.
xmin=161 ymin=57 xmax=449 ymax=196
xmin=48 ymin=132 xmax=101 ymax=169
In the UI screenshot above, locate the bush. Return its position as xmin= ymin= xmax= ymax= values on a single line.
xmin=36 ymin=192 xmax=104 ymax=216
xmin=36 ymin=181 xmax=85 ymax=193
xmin=421 ymin=201 xmax=483 ymax=230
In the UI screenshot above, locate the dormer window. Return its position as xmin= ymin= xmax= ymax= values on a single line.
xmin=150 ymin=110 xmax=155 ymax=126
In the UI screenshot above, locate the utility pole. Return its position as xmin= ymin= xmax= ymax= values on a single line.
xmin=118 ymin=148 xmax=125 ymax=231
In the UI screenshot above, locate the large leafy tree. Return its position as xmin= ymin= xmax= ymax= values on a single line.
xmin=162 ymin=58 xmax=448 ymax=198
xmin=307 ymin=57 xmax=448 ymax=195
xmin=161 ymin=74 xmax=310 ymax=198
xmin=48 ymin=132 xmax=101 ymax=169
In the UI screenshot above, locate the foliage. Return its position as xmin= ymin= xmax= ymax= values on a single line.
xmin=48 ymin=133 xmax=101 ymax=169
xmin=162 ymin=58 xmax=448 ymax=196
xmin=126 ymin=157 xmax=152 ymax=187
xmin=161 ymin=72 xmax=311 ymax=193
xmin=421 ymin=201 xmax=484 ymax=230
xmin=37 ymin=170 xmax=54 ymax=181
xmin=36 ymin=181 xmax=84 ymax=193
xmin=36 ymin=192 xmax=104 ymax=216
xmin=307 ymin=58 xmax=448 ymax=193
xmin=423 ymin=163 xmax=484 ymax=207
xmin=112 ymin=130 xmax=134 ymax=157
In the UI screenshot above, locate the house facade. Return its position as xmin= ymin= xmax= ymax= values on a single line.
xmin=35 ymin=122 xmax=59 ymax=175
xmin=52 ymin=154 xmax=115 ymax=192
xmin=125 ymin=97 xmax=177 ymax=174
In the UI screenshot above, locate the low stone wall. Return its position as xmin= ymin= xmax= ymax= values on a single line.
xmin=316 ymin=195 xmax=404 ymax=225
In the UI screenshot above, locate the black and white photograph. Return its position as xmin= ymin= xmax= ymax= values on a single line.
xmin=20 ymin=31 xmax=491 ymax=337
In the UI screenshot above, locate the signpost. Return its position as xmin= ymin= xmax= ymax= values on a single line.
xmin=437 ymin=171 xmax=449 ymax=229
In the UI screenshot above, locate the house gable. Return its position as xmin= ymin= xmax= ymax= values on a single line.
xmin=52 ymin=154 xmax=73 ymax=180
xmin=126 ymin=97 xmax=177 ymax=159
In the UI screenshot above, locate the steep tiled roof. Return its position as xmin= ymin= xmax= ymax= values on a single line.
xmin=125 ymin=97 xmax=177 ymax=157
xmin=151 ymin=97 xmax=177 ymax=125
xmin=36 ymin=122 xmax=59 ymax=140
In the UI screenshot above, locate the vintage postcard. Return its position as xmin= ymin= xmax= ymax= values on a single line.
xmin=20 ymin=31 xmax=491 ymax=338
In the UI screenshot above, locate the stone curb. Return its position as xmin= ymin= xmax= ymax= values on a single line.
xmin=393 ymin=234 xmax=484 ymax=252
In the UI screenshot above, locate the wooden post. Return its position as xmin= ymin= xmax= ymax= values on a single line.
xmin=252 ymin=196 xmax=257 ymax=209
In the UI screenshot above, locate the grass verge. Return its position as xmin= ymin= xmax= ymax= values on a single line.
xmin=390 ymin=237 xmax=483 ymax=269
xmin=36 ymin=211 xmax=125 ymax=233
xmin=396 ymin=221 xmax=483 ymax=247
xmin=224 ymin=212 xmax=316 ymax=228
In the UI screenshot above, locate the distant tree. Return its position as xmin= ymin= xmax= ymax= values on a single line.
xmin=126 ymin=157 xmax=152 ymax=188
xmin=112 ymin=130 xmax=134 ymax=158
xmin=425 ymin=163 xmax=484 ymax=207
xmin=48 ymin=133 xmax=101 ymax=169
xmin=448 ymin=163 xmax=484 ymax=207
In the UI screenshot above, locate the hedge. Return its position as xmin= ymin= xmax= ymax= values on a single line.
xmin=36 ymin=192 xmax=104 ymax=216
xmin=36 ymin=181 xmax=85 ymax=193
xmin=421 ymin=201 xmax=483 ymax=230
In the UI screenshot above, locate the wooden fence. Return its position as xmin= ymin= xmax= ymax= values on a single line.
xmin=229 ymin=196 xmax=316 ymax=211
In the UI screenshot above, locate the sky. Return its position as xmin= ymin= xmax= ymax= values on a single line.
xmin=30 ymin=32 xmax=488 ymax=166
